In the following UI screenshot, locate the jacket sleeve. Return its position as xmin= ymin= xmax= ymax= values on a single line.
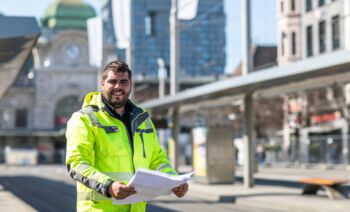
xmin=148 ymin=119 xmax=178 ymax=176
xmin=65 ymin=112 xmax=113 ymax=197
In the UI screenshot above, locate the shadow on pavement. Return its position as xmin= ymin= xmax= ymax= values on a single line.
xmin=0 ymin=176 xmax=76 ymax=212
xmin=235 ymin=176 xmax=302 ymax=188
xmin=0 ymin=176 xmax=186 ymax=212
xmin=147 ymin=205 xmax=177 ymax=212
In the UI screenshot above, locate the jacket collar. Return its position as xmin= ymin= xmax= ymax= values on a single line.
xmin=99 ymin=94 xmax=145 ymax=122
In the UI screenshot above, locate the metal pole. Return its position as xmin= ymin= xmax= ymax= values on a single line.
xmin=157 ymin=58 xmax=166 ymax=98
xmin=170 ymin=0 xmax=180 ymax=95
xmin=157 ymin=58 xmax=166 ymax=148
xmin=170 ymin=0 xmax=180 ymax=171
xmin=241 ymin=0 xmax=252 ymax=76
xmin=244 ymin=92 xmax=254 ymax=188
xmin=171 ymin=107 xmax=180 ymax=170
xmin=127 ymin=0 xmax=135 ymax=98
xmin=342 ymin=120 xmax=349 ymax=164
xmin=242 ymin=0 xmax=254 ymax=188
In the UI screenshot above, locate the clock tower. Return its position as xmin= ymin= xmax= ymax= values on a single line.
xmin=33 ymin=0 xmax=98 ymax=131
xmin=39 ymin=30 xmax=89 ymax=67
xmin=37 ymin=0 xmax=96 ymax=67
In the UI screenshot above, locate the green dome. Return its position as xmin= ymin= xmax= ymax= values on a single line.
xmin=41 ymin=0 xmax=96 ymax=30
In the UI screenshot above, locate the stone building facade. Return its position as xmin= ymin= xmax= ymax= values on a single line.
xmin=276 ymin=0 xmax=350 ymax=165
xmin=0 ymin=0 xmax=97 ymax=163
xmin=277 ymin=0 xmax=348 ymax=65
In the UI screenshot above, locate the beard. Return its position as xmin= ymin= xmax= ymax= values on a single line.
xmin=108 ymin=96 xmax=128 ymax=108
xmin=107 ymin=90 xmax=129 ymax=109
xmin=109 ymin=97 xmax=127 ymax=109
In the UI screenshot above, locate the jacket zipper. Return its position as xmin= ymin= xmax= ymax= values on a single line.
xmin=101 ymin=107 xmax=136 ymax=173
xmin=139 ymin=132 xmax=146 ymax=158
xmin=131 ymin=112 xmax=148 ymax=159
xmin=130 ymin=111 xmax=149 ymax=171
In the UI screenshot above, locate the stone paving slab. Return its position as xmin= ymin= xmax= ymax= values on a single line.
xmin=187 ymin=181 xmax=350 ymax=211
xmin=0 ymin=185 xmax=36 ymax=212
xmin=1 ymin=165 xmax=350 ymax=211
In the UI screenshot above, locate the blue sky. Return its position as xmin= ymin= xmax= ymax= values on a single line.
xmin=0 ymin=0 xmax=276 ymax=73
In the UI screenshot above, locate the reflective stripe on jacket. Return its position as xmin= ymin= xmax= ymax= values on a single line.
xmin=66 ymin=92 xmax=177 ymax=212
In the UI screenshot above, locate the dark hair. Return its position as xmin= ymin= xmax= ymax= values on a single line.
xmin=102 ymin=60 xmax=132 ymax=80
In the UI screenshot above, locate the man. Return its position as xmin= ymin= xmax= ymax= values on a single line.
xmin=66 ymin=60 xmax=188 ymax=211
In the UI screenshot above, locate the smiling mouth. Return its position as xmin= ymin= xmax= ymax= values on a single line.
xmin=112 ymin=91 xmax=124 ymax=97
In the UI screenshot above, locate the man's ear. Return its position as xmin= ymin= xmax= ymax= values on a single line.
xmin=100 ymin=80 xmax=104 ymax=90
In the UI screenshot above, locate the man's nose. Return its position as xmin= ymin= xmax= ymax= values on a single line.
xmin=114 ymin=83 xmax=121 ymax=89
xmin=114 ymin=81 xmax=124 ymax=89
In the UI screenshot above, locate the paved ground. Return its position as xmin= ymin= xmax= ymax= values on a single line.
xmin=0 ymin=184 xmax=35 ymax=212
xmin=1 ymin=165 xmax=350 ymax=211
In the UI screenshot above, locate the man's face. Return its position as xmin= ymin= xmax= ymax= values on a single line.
xmin=101 ymin=71 xmax=131 ymax=109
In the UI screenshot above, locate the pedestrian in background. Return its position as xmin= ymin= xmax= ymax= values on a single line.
xmin=66 ymin=60 xmax=188 ymax=211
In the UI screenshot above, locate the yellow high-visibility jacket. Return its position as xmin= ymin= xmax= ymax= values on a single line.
xmin=66 ymin=92 xmax=176 ymax=212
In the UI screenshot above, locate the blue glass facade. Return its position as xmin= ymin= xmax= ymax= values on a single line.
xmin=102 ymin=0 xmax=225 ymax=79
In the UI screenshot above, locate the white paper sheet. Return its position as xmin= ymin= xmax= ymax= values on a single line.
xmin=113 ymin=168 xmax=194 ymax=204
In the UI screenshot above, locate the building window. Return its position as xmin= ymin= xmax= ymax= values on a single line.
xmin=306 ymin=0 xmax=312 ymax=12
xmin=332 ymin=15 xmax=340 ymax=50
xmin=281 ymin=1 xmax=284 ymax=13
xmin=319 ymin=20 xmax=326 ymax=53
xmin=145 ymin=11 xmax=156 ymax=36
xmin=291 ymin=0 xmax=295 ymax=11
xmin=15 ymin=109 xmax=28 ymax=128
xmin=306 ymin=25 xmax=313 ymax=57
xmin=291 ymin=32 xmax=296 ymax=55
xmin=319 ymin=0 xmax=325 ymax=7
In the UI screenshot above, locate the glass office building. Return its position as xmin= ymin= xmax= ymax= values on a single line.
xmin=102 ymin=0 xmax=225 ymax=79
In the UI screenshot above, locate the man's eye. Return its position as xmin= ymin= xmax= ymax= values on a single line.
xmin=120 ymin=80 xmax=129 ymax=85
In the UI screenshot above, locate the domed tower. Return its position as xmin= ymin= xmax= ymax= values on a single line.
xmin=41 ymin=0 xmax=96 ymax=30
xmin=37 ymin=0 xmax=96 ymax=67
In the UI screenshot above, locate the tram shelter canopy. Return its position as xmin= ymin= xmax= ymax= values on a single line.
xmin=140 ymin=50 xmax=350 ymax=111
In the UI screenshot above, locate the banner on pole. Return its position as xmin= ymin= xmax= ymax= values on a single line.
xmin=112 ymin=0 xmax=131 ymax=49
xmin=87 ymin=16 xmax=103 ymax=67
xmin=178 ymin=0 xmax=198 ymax=20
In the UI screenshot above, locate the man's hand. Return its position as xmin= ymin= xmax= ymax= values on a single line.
xmin=172 ymin=183 xmax=188 ymax=198
xmin=108 ymin=181 xmax=136 ymax=199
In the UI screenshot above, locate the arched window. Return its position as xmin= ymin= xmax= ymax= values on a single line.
xmin=55 ymin=96 xmax=81 ymax=129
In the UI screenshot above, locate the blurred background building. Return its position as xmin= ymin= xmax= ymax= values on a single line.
xmin=101 ymin=0 xmax=226 ymax=102
xmin=274 ymin=0 xmax=350 ymax=165
xmin=1 ymin=0 xmax=350 ymax=168
xmin=278 ymin=0 xmax=344 ymax=65
xmin=101 ymin=0 xmax=225 ymax=79
xmin=0 ymin=0 xmax=227 ymax=164
xmin=0 ymin=0 xmax=97 ymax=164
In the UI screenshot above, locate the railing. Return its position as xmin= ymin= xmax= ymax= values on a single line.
xmin=255 ymin=134 xmax=349 ymax=166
